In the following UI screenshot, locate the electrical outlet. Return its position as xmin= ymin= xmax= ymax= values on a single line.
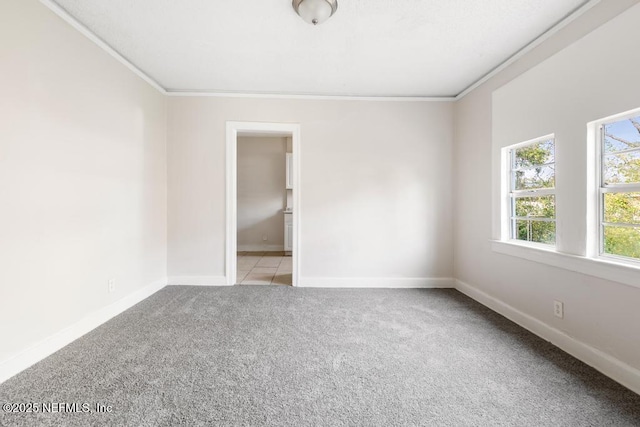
xmin=553 ymin=300 xmax=564 ymax=318
xmin=262 ymin=234 xmax=268 ymax=241
xmin=108 ymin=279 xmax=115 ymax=293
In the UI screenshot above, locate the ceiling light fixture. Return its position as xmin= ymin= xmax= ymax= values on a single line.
xmin=292 ymin=0 xmax=338 ymax=26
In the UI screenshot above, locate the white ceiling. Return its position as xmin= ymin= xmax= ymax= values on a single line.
xmin=51 ymin=0 xmax=589 ymax=97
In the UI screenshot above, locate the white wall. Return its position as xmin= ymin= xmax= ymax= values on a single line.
xmin=454 ymin=0 xmax=640 ymax=391
xmin=237 ymin=137 xmax=286 ymax=251
xmin=168 ymin=98 xmax=454 ymax=286
xmin=0 ymin=0 xmax=166 ymax=371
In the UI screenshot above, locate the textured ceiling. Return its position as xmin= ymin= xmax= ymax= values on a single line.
xmin=52 ymin=0 xmax=589 ymax=97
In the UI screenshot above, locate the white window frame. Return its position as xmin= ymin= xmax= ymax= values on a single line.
xmin=493 ymin=121 xmax=640 ymax=291
xmin=594 ymin=109 xmax=640 ymax=265
xmin=503 ymin=134 xmax=556 ymax=248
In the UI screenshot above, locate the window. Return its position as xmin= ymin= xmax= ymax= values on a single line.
xmin=508 ymin=137 xmax=556 ymax=245
xmin=598 ymin=114 xmax=640 ymax=261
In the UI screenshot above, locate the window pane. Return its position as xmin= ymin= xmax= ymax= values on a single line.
xmin=603 ymin=150 xmax=640 ymax=185
xmin=514 ymin=220 xmax=556 ymax=244
xmin=603 ymin=116 xmax=640 ymax=154
xmin=514 ymin=165 xmax=555 ymax=190
xmin=604 ymin=192 xmax=640 ymax=224
xmin=514 ymin=196 xmax=555 ymax=219
xmin=603 ymin=225 xmax=640 ymax=259
xmin=514 ymin=139 xmax=554 ymax=168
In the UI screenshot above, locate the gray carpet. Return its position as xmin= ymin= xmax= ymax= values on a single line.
xmin=0 ymin=287 xmax=638 ymax=426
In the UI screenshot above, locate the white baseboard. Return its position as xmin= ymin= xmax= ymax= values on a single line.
xmin=298 ymin=277 xmax=455 ymax=288
xmin=0 ymin=278 xmax=167 ymax=385
xmin=168 ymin=276 xmax=230 ymax=286
xmin=455 ymin=279 xmax=640 ymax=395
xmin=237 ymin=245 xmax=284 ymax=252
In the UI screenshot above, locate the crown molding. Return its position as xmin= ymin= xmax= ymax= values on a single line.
xmin=40 ymin=0 xmax=167 ymax=95
xmin=165 ymin=90 xmax=454 ymax=102
xmin=455 ymin=0 xmax=601 ymax=100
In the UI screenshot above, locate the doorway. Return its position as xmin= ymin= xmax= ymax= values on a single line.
xmin=225 ymin=121 xmax=300 ymax=287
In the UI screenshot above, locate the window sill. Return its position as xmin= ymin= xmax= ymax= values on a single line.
xmin=491 ymin=240 xmax=640 ymax=290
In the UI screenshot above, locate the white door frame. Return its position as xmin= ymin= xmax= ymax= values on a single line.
xmin=226 ymin=121 xmax=301 ymax=286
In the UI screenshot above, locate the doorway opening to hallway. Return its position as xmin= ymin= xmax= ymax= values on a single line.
xmin=225 ymin=122 xmax=300 ymax=287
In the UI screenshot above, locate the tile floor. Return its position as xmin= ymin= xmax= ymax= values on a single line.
xmin=236 ymin=252 xmax=292 ymax=286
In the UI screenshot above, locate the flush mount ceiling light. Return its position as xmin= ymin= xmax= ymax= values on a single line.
xmin=292 ymin=0 xmax=338 ymax=25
